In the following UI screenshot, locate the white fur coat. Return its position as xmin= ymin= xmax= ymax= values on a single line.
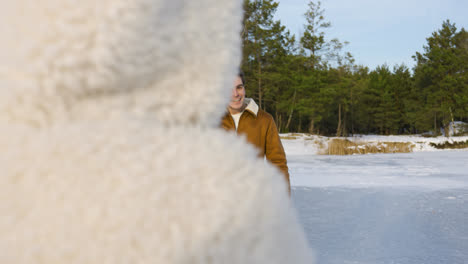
xmin=0 ymin=0 xmax=314 ymax=263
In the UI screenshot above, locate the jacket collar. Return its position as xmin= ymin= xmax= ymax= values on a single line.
xmin=225 ymin=98 xmax=259 ymax=118
xmin=243 ymin=98 xmax=258 ymax=117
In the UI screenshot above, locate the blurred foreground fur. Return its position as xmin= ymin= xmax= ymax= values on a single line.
xmin=0 ymin=0 xmax=313 ymax=263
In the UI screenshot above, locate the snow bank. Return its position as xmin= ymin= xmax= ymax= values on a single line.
xmin=281 ymin=133 xmax=468 ymax=155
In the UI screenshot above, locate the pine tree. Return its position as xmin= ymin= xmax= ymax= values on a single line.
xmin=241 ymin=0 xmax=294 ymax=110
xmin=298 ymin=0 xmax=351 ymax=134
xmin=300 ymin=1 xmax=329 ymax=69
xmin=413 ymin=20 xmax=468 ymax=135
xmin=391 ymin=64 xmax=415 ymax=133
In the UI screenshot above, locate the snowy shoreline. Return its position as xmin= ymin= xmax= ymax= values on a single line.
xmin=281 ymin=133 xmax=468 ymax=155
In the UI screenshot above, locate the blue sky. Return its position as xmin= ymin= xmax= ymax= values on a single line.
xmin=274 ymin=0 xmax=468 ymax=71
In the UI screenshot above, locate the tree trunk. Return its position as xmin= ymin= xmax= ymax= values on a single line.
xmin=285 ymin=88 xmax=297 ymax=131
xmin=257 ymin=54 xmax=262 ymax=110
xmin=254 ymin=25 xmax=262 ymax=110
xmin=285 ymin=111 xmax=293 ymax=132
xmin=298 ymin=113 xmax=302 ymax=132
xmin=343 ymin=109 xmax=347 ymax=137
xmin=275 ymin=107 xmax=281 ymax=133
xmin=449 ymin=107 xmax=455 ymax=137
xmin=350 ymin=85 xmax=354 ymax=135
xmin=308 ymin=119 xmax=315 ymax=134
xmin=277 ymin=114 xmax=282 ymax=133
xmin=336 ymin=103 xmax=342 ymax=136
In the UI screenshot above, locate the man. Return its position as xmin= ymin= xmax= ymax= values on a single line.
xmin=221 ymin=71 xmax=290 ymax=193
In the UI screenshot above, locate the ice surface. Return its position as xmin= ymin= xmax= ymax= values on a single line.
xmin=288 ymin=151 xmax=468 ymax=189
xmin=284 ymin=137 xmax=468 ymax=264
xmin=293 ymin=187 xmax=468 ymax=264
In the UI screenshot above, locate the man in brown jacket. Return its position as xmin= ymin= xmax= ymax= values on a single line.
xmin=221 ymin=72 xmax=290 ymax=193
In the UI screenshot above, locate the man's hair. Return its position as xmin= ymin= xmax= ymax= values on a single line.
xmin=238 ymin=69 xmax=245 ymax=86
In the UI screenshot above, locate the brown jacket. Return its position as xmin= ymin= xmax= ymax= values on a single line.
xmin=221 ymin=98 xmax=290 ymax=192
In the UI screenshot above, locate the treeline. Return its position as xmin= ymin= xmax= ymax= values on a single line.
xmin=240 ymin=0 xmax=468 ymax=136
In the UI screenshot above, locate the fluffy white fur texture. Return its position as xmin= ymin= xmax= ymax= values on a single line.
xmin=0 ymin=0 xmax=314 ymax=263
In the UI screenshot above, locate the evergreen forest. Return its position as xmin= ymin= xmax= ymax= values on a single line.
xmin=240 ymin=0 xmax=468 ymax=136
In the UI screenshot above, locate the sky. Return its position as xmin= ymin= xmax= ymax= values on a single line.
xmin=274 ymin=0 xmax=468 ymax=71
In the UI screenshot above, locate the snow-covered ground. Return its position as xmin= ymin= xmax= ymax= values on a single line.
xmin=282 ymin=133 xmax=468 ymax=154
xmin=283 ymin=134 xmax=468 ymax=264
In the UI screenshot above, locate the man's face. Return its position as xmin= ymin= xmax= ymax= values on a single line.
xmin=228 ymin=76 xmax=245 ymax=114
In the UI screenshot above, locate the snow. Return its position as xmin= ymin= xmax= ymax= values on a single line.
xmin=283 ymin=134 xmax=468 ymax=264
xmin=445 ymin=121 xmax=468 ymax=136
xmin=281 ymin=133 xmax=468 ymax=154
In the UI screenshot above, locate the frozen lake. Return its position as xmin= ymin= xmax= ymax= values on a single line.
xmin=287 ymin=150 xmax=468 ymax=264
